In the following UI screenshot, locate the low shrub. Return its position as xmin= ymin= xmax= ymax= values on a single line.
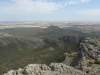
xmin=94 ymin=60 xmax=100 ymax=65
xmin=68 ymin=53 xmax=76 ymax=58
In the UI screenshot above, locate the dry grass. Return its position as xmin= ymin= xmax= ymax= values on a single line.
xmin=87 ymin=60 xmax=94 ymax=67
xmin=85 ymin=56 xmax=89 ymax=60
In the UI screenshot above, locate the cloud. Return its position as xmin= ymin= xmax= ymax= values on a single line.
xmin=0 ymin=0 xmax=62 ymax=14
xmin=81 ymin=0 xmax=91 ymax=2
xmin=64 ymin=0 xmax=91 ymax=5
xmin=0 ymin=0 xmax=91 ymax=14
xmin=75 ymin=9 xmax=100 ymax=15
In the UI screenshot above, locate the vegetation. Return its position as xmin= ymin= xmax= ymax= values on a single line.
xmin=94 ymin=60 xmax=100 ymax=65
xmin=0 ymin=42 xmax=79 ymax=74
xmin=0 ymin=26 xmax=100 ymax=74
xmin=68 ymin=53 xmax=76 ymax=58
xmin=0 ymin=66 xmax=8 ymax=74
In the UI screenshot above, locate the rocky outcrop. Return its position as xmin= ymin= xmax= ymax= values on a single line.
xmin=43 ymin=38 xmax=62 ymax=47
xmin=71 ymin=37 xmax=100 ymax=75
xmin=63 ymin=52 xmax=76 ymax=66
xmin=0 ymin=37 xmax=45 ymax=48
xmin=59 ymin=35 xmax=85 ymax=44
xmin=2 ymin=63 xmax=86 ymax=75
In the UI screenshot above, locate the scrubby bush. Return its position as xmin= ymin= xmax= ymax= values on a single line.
xmin=94 ymin=60 xmax=100 ymax=65
xmin=68 ymin=53 xmax=76 ymax=58
xmin=0 ymin=67 xmax=8 ymax=74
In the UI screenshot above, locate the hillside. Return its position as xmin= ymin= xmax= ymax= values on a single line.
xmin=0 ymin=36 xmax=79 ymax=74
xmin=0 ymin=26 xmax=100 ymax=75
xmin=2 ymin=37 xmax=100 ymax=75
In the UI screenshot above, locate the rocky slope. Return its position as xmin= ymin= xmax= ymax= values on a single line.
xmin=71 ymin=37 xmax=100 ymax=75
xmin=59 ymin=35 xmax=85 ymax=44
xmin=43 ymin=35 xmax=85 ymax=47
xmin=0 ymin=37 xmax=45 ymax=48
xmin=43 ymin=38 xmax=62 ymax=47
xmin=2 ymin=63 xmax=86 ymax=75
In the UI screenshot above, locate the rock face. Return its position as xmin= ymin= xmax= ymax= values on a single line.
xmin=71 ymin=37 xmax=100 ymax=75
xmin=43 ymin=35 xmax=84 ymax=47
xmin=43 ymin=38 xmax=62 ymax=47
xmin=2 ymin=63 xmax=86 ymax=75
xmin=0 ymin=37 xmax=45 ymax=48
xmin=63 ymin=52 xmax=76 ymax=66
xmin=59 ymin=35 xmax=85 ymax=44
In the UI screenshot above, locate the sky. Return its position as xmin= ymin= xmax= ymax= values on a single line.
xmin=0 ymin=0 xmax=100 ymax=22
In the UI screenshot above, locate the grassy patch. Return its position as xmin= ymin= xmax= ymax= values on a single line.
xmin=94 ymin=60 xmax=100 ymax=65
xmin=0 ymin=66 xmax=8 ymax=74
xmin=68 ymin=53 xmax=76 ymax=58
